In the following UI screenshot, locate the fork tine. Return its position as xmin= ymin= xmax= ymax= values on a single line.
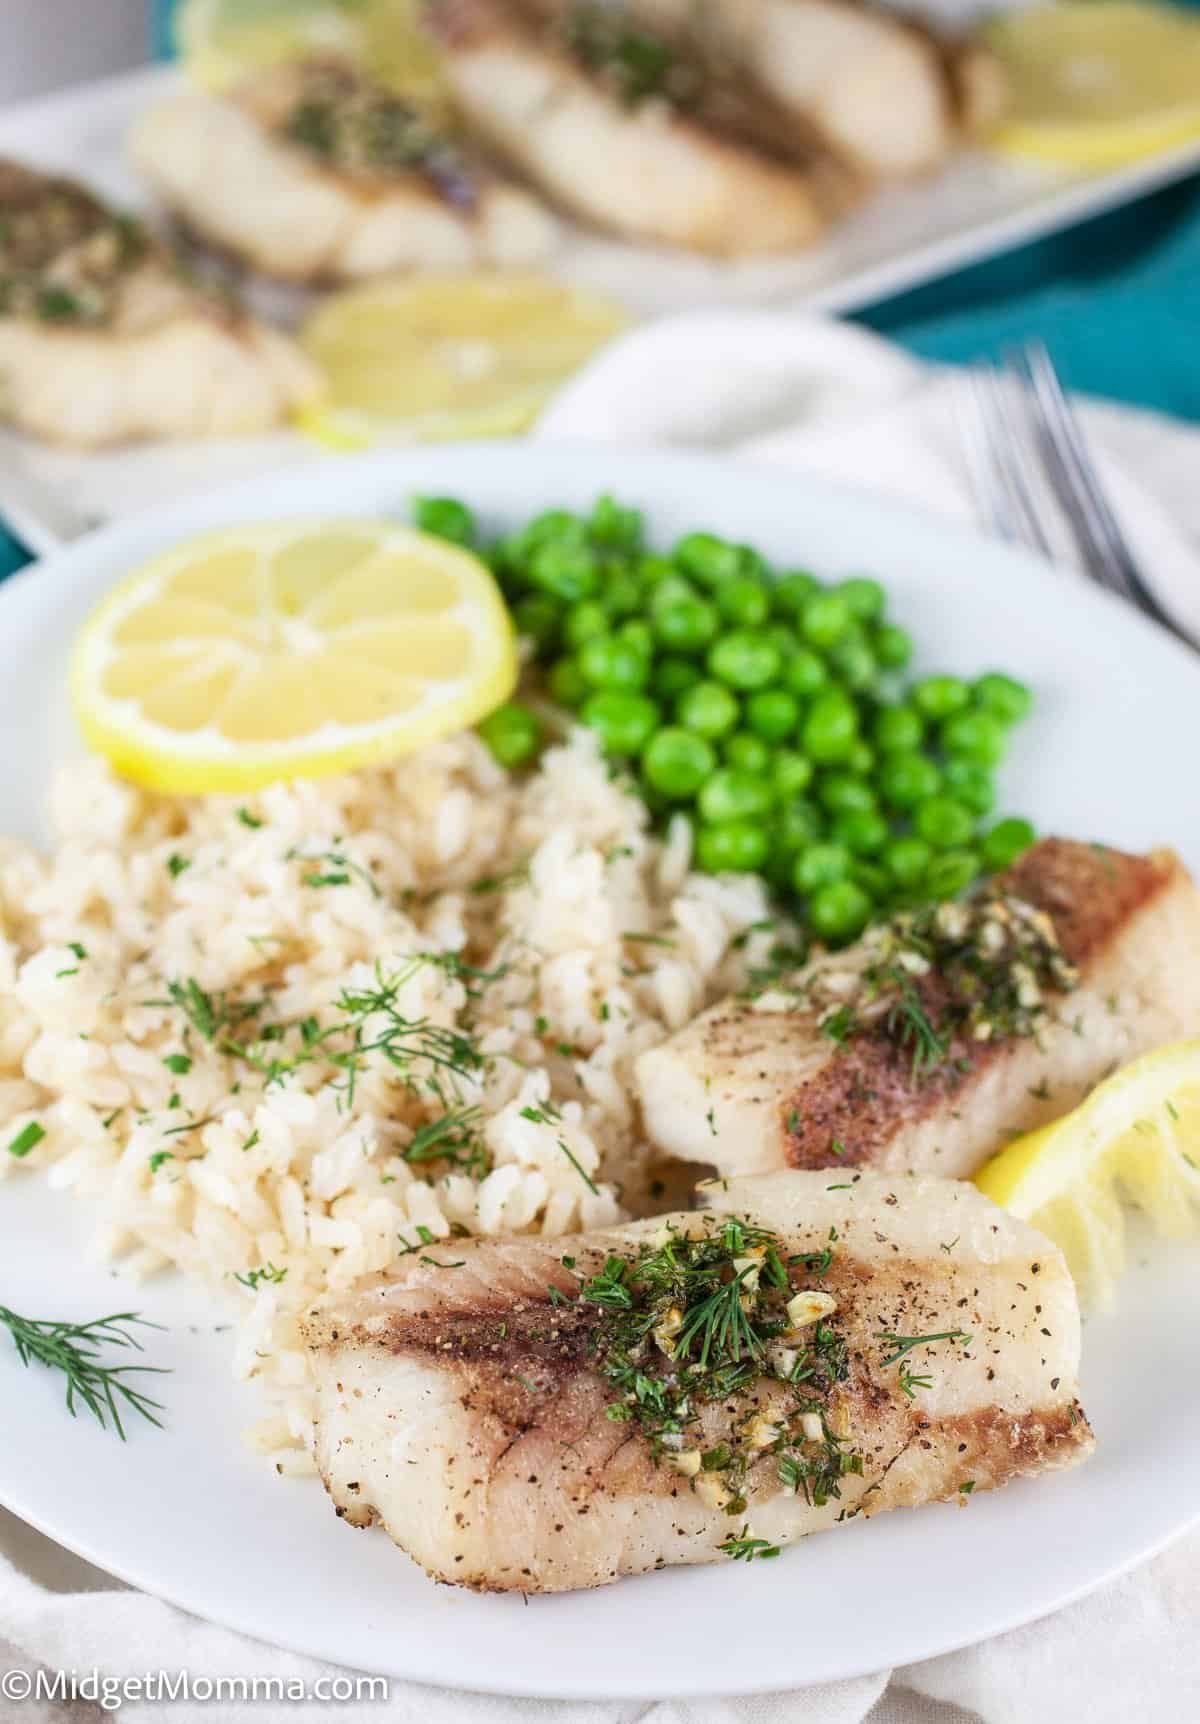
xmin=1021 ymin=341 xmax=1181 ymax=630
xmin=956 ymin=368 xmax=1019 ymax=545
xmin=958 ymin=365 xmax=1055 ymax=558
xmin=977 ymin=363 xmax=1058 ymax=561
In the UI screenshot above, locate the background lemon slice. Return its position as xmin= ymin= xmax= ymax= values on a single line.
xmin=71 ymin=520 xmax=517 ymax=793
xmin=298 ymin=274 xmax=628 ymax=447
xmin=175 ymin=0 xmax=444 ymax=108
xmin=975 ymin=1040 xmax=1200 ymax=1306
xmin=985 ymin=2 xmax=1200 ymax=168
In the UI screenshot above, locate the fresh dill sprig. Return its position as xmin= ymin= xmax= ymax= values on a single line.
xmin=0 ymin=1306 xmax=167 ymax=1438
xmin=875 ymin=1329 xmax=972 ymax=1368
xmin=403 ymin=1106 xmax=489 ymax=1177
xmin=717 ymin=1529 xmax=781 ymax=1562
xmin=882 ymin=965 xmax=948 ymax=1082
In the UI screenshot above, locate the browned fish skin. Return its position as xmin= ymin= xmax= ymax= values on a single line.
xmin=637 ymin=840 xmax=1200 ymax=1181
xmin=304 ymin=1172 xmax=1092 ymax=1592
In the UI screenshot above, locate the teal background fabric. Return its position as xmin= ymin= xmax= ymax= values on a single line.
xmin=2 ymin=3 xmax=1198 ymax=577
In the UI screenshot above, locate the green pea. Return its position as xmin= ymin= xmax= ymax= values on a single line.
xmin=725 ymin=732 xmax=771 ymax=774
xmin=654 ymin=656 xmax=703 ymax=702
xmin=773 ymin=571 xmax=821 ymax=616
xmin=580 ymin=691 xmax=660 ymax=757
xmin=673 ymin=532 xmax=740 ymax=587
xmin=650 ymin=574 xmax=699 ymax=612
xmin=717 ymin=577 xmax=770 ymax=628
xmin=677 ymin=680 xmax=739 ymax=739
xmin=698 ymin=768 xmax=773 ymax=825
xmin=696 ymin=821 xmax=770 ymax=874
xmin=529 ymin=540 xmax=599 ymax=603
xmin=735 ymin=545 xmax=771 ymax=584
xmin=832 ymin=809 xmax=889 ymax=856
xmin=512 ymin=593 xmax=561 ymax=651
xmin=642 ymin=727 xmax=716 ymax=799
xmin=974 ymin=672 xmax=1033 ymax=725
xmin=548 ymin=656 xmax=588 ymax=708
xmin=941 ymin=758 xmax=995 ymax=816
xmin=926 ymin=849 xmax=981 ymax=900
xmin=835 ymin=576 xmax=886 ymax=622
xmin=914 ymin=795 xmax=975 ymax=850
xmin=478 ymin=702 xmax=541 ymax=768
xmin=653 ymin=596 xmax=719 ymax=654
xmin=872 ymin=623 xmax=913 ymax=670
xmin=879 ymin=752 xmax=941 ymax=809
xmin=578 ymin=634 xmax=649 ymax=691
xmin=884 ymin=835 xmax=933 ymax=888
xmin=845 ymin=739 xmax=875 ymax=777
xmin=590 ymin=493 xmax=642 ymax=549
xmin=809 ymin=880 xmax=873 ymax=944
xmin=491 ymin=531 xmax=532 ymax=592
xmin=940 ymin=710 xmax=1006 ymax=767
xmin=912 ymin=674 xmax=970 ymax=720
xmin=636 ymin=554 xmax=675 ymax=590
xmin=782 ymin=650 xmax=829 ymax=700
xmin=603 ymin=571 xmax=642 ymax=619
xmin=708 ymin=631 xmax=782 ymax=691
xmin=563 ymin=600 xmax=609 ymax=650
xmin=873 ymin=704 xmax=924 ymax=754
xmin=521 ymin=508 xmax=584 ymax=553
xmin=775 ymin=798 xmax=824 ymax=853
xmin=414 ymin=494 xmax=475 ymax=546
xmin=700 ymin=824 xmax=772 ymax=875
xmin=802 ymin=690 xmax=859 ymax=763
xmin=745 ymin=688 xmax=800 ymax=743
xmin=850 ymin=859 xmax=889 ymax=901
xmin=763 ymin=622 xmax=798 ymax=657
xmin=802 ymin=592 xmax=853 ymax=649
xmin=793 ymin=842 xmax=851 ymax=893
xmin=617 ymin=619 xmax=654 ymax=661
xmin=828 ymin=636 xmax=877 ymax=692
xmin=818 ymin=773 xmax=876 ymax=816
xmin=980 ymin=817 xmax=1037 ymax=872
xmin=772 ymin=750 xmax=814 ymax=799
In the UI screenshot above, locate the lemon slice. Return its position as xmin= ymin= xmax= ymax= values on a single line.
xmin=175 ymin=0 xmax=444 ymax=108
xmin=985 ymin=2 xmax=1200 ymax=168
xmin=70 ymin=520 xmax=517 ymax=793
xmin=298 ymin=274 xmax=628 ymax=447
xmin=975 ymin=1040 xmax=1200 ymax=1306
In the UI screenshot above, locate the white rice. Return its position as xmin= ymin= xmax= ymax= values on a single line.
xmin=0 ymin=729 xmax=780 ymax=1465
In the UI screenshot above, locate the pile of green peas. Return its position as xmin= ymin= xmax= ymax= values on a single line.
xmin=414 ymin=492 xmax=1037 ymax=945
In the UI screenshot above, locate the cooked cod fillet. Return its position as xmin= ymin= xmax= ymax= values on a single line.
xmin=304 ymin=1169 xmax=1092 ymax=1592
xmin=609 ymin=0 xmax=1002 ymax=176
xmin=0 ymin=159 xmax=315 ymax=448
xmin=432 ymin=0 xmax=834 ymax=255
xmin=130 ymin=62 xmax=556 ymax=281
xmin=638 ymin=839 xmax=1200 ymax=1180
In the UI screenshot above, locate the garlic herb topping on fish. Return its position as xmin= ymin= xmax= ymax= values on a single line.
xmin=568 ymin=1214 xmax=863 ymax=1516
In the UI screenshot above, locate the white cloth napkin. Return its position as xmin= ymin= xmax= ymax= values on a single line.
xmin=6 ymin=312 xmax=1200 ymax=1722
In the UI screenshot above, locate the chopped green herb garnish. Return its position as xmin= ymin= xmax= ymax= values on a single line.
xmin=167 ymin=854 xmax=191 ymax=879
xmin=7 ymin=1121 xmax=45 ymax=1159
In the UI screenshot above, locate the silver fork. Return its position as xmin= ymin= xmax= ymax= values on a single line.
xmin=959 ymin=340 xmax=1188 ymax=644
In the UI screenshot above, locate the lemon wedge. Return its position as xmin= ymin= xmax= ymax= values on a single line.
xmin=175 ymin=0 xmax=444 ymax=107
xmin=298 ymin=274 xmax=628 ymax=447
xmin=975 ymin=1040 xmax=1200 ymax=1306
xmin=70 ymin=520 xmax=517 ymax=793
xmin=985 ymin=2 xmax=1200 ymax=168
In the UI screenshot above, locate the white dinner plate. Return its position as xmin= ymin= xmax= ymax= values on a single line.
xmin=3 ymin=64 xmax=1200 ymax=551
xmin=1 ymin=445 xmax=1200 ymax=1698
